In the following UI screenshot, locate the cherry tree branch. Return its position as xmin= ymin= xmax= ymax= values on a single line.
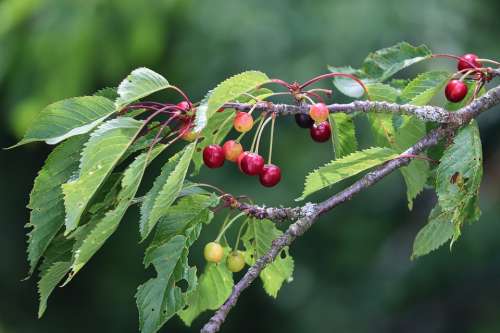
xmin=201 ymin=83 xmax=500 ymax=333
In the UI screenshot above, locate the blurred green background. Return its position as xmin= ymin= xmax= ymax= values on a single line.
xmin=2 ymin=0 xmax=500 ymax=332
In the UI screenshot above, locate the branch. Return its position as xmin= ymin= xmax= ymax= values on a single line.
xmin=201 ymin=83 xmax=500 ymax=333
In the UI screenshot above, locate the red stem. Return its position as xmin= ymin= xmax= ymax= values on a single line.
xmin=299 ymin=73 xmax=368 ymax=96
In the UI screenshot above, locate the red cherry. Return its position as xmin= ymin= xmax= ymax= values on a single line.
xmin=445 ymin=80 xmax=468 ymax=103
xmin=457 ymin=53 xmax=481 ymax=71
xmin=203 ymin=144 xmax=225 ymax=168
xmin=309 ymin=103 xmax=329 ymax=123
xmin=259 ymin=164 xmax=281 ymax=187
xmin=233 ymin=112 xmax=254 ymax=133
xmin=310 ymin=121 xmax=331 ymax=142
xmin=177 ymin=101 xmax=191 ymax=111
xmin=217 ymin=107 xmax=225 ymax=113
xmin=237 ymin=151 xmax=251 ymax=171
xmin=222 ymin=140 xmax=243 ymax=162
xmin=240 ymin=153 xmax=264 ymax=175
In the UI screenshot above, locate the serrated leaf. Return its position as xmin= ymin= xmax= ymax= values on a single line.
xmin=137 ymin=194 xmax=217 ymax=333
xmin=178 ymin=262 xmax=234 ymax=326
xmin=26 ymin=135 xmax=87 ymax=275
xmin=67 ymin=146 xmax=166 ymax=280
xmin=62 ymin=117 xmax=143 ymax=234
xmin=242 ymin=219 xmax=294 ymax=297
xmin=330 ymin=113 xmax=357 ymax=159
xmin=94 ymin=87 xmax=118 ymax=100
xmin=366 ymin=82 xmax=400 ymax=102
xmin=298 ymin=147 xmax=399 ymax=200
xmin=10 ymin=96 xmax=116 ymax=147
xmin=115 ymin=67 xmax=170 ymax=108
xmin=395 ymin=116 xmax=429 ymax=210
xmin=411 ymin=205 xmax=454 ymax=259
xmin=365 ymin=83 xmax=399 ymax=147
xmin=399 ymin=71 xmax=449 ymax=105
xmin=194 ymin=71 xmax=269 ymax=132
xmin=140 ymin=142 xmax=196 ymax=240
xmin=436 ymin=122 xmax=482 ymax=241
xmin=37 ymin=235 xmax=73 ymax=318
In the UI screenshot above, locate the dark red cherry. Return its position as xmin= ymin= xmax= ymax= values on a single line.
xmin=240 ymin=153 xmax=264 ymax=175
xmin=259 ymin=164 xmax=281 ymax=187
xmin=445 ymin=80 xmax=468 ymax=103
xmin=310 ymin=121 xmax=331 ymax=142
xmin=295 ymin=113 xmax=314 ymax=128
xmin=457 ymin=53 xmax=481 ymax=71
xmin=203 ymin=144 xmax=225 ymax=168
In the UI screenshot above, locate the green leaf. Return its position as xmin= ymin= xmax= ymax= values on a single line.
xmin=66 ymin=146 xmax=166 ymax=281
xmin=395 ymin=116 xmax=429 ymax=210
xmin=26 ymin=135 xmax=87 ymax=275
xmin=194 ymin=71 xmax=269 ymax=132
xmin=436 ymin=122 xmax=482 ymax=241
xmin=179 ymin=262 xmax=234 ymax=326
xmin=366 ymin=82 xmax=400 ymax=102
xmin=62 ymin=117 xmax=143 ymax=234
xmin=411 ymin=205 xmax=455 ymax=259
xmin=115 ymin=67 xmax=170 ymax=108
xmin=136 ymin=194 xmax=217 ymax=333
xmin=328 ymin=66 xmax=373 ymax=98
xmin=365 ymin=83 xmax=399 ymax=147
xmin=242 ymin=219 xmax=294 ymax=297
xmin=94 ymin=87 xmax=118 ymax=100
xmin=298 ymin=147 xmax=399 ymax=200
xmin=140 ymin=142 xmax=196 ymax=240
xmin=11 ymin=96 xmax=115 ymax=147
xmin=399 ymin=71 xmax=450 ymax=105
xmin=37 ymin=235 xmax=73 ymax=318
xmin=330 ymin=113 xmax=357 ymax=159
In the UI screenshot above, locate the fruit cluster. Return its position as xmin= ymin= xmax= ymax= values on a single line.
xmin=204 ymin=242 xmax=245 ymax=273
xmin=444 ymin=53 xmax=486 ymax=103
xmin=294 ymin=102 xmax=332 ymax=142
xmin=202 ymin=111 xmax=282 ymax=188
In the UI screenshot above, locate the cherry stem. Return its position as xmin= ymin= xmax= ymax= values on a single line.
xmin=183 ymin=182 xmax=225 ymax=195
xmin=459 ymin=70 xmax=475 ymax=81
xmin=246 ymin=102 xmax=259 ymax=117
xmin=431 ymin=53 xmax=479 ymax=70
xmin=302 ymin=94 xmax=316 ymax=105
xmin=261 ymin=78 xmax=292 ymax=90
xmin=215 ymin=212 xmax=246 ymax=242
xmin=255 ymin=115 xmax=273 ymax=155
xmin=167 ymin=85 xmax=192 ymax=105
xmin=268 ymin=114 xmax=276 ymax=165
xmin=476 ymin=58 xmax=500 ymax=66
xmin=299 ymin=73 xmax=369 ymax=97
xmin=304 ymin=91 xmax=324 ymax=103
xmin=233 ymin=219 xmax=249 ymax=251
xmin=250 ymin=113 xmax=266 ymax=153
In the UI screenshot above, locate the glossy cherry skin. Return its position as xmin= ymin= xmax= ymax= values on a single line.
xmin=203 ymin=144 xmax=225 ymax=168
xmin=237 ymin=151 xmax=251 ymax=171
xmin=445 ymin=80 xmax=468 ymax=103
xmin=457 ymin=53 xmax=481 ymax=71
xmin=176 ymin=101 xmax=191 ymax=111
xmin=204 ymin=242 xmax=224 ymax=263
xmin=233 ymin=112 xmax=254 ymax=132
xmin=259 ymin=164 xmax=281 ymax=187
xmin=295 ymin=113 xmax=314 ymax=128
xmin=310 ymin=121 xmax=331 ymax=142
xmin=309 ymin=103 xmax=329 ymax=123
xmin=240 ymin=153 xmax=265 ymax=175
xmin=222 ymin=140 xmax=243 ymax=162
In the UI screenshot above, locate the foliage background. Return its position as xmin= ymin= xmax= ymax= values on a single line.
xmin=1 ymin=0 xmax=500 ymax=332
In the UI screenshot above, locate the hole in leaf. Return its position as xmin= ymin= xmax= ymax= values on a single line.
xmin=178 ymin=279 xmax=189 ymax=293
xmin=280 ymin=251 xmax=287 ymax=259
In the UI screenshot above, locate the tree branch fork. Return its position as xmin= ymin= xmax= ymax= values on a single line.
xmin=200 ymin=83 xmax=500 ymax=333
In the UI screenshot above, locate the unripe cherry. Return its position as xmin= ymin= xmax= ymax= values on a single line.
xmin=233 ymin=112 xmax=254 ymax=133
xmin=222 ymin=140 xmax=243 ymax=162
xmin=203 ymin=144 xmax=225 ymax=168
xmin=259 ymin=164 xmax=281 ymax=187
xmin=457 ymin=53 xmax=481 ymax=71
xmin=309 ymin=103 xmax=329 ymax=123
xmin=310 ymin=121 xmax=331 ymax=142
xmin=179 ymin=122 xmax=199 ymax=142
xmin=227 ymin=251 xmax=245 ymax=272
xmin=240 ymin=152 xmax=264 ymax=176
xmin=445 ymin=80 xmax=468 ymax=103
xmin=204 ymin=242 xmax=224 ymax=263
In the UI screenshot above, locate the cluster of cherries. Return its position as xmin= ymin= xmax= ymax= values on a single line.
xmin=294 ymin=103 xmax=332 ymax=141
xmin=444 ymin=53 xmax=489 ymax=103
xmin=202 ymin=111 xmax=282 ymax=187
xmin=204 ymin=241 xmax=245 ymax=272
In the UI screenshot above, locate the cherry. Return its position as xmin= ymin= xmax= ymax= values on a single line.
xmin=445 ymin=80 xmax=468 ymax=103
xmin=237 ymin=151 xmax=251 ymax=171
xmin=240 ymin=152 xmax=265 ymax=175
xmin=309 ymin=103 xmax=329 ymax=123
xmin=457 ymin=53 xmax=482 ymax=71
xmin=294 ymin=113 xmax=314 ymax=128
xmin=222 ymin=140 xmax=243 ymax=162
xmin=204 ymin=242 xmax=224 ymax=263
xmin=310 ymin=121 xmax=331 ymax=142
xmin=203 ymin=144 xmax=225 ymax=168
xmin=259 ymin=164 xmax=281 ymax=187
xmin=227 ymin=251 xmax=245 ymax=272
xmin=179 ymin=122 xmax=199 ymax=142
xmin=176 ymin=101 xmax=191 ymax=111
xmin=233 ymin=112 xmax=254 ymax=133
